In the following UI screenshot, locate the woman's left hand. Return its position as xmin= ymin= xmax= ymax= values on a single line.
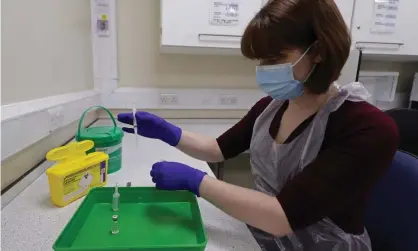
xmin=152 ymin=162 xmax=292 ymax=237
xmin=150 ymin=161 xmax=207 ymax=196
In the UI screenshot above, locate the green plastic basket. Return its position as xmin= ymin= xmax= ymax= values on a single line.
xmin=53 ymin=187 xmax=207 ymax=251
xmin=76 ymin=106 xmax=124 ymax=174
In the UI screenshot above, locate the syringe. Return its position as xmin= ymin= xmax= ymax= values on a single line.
xmin=132 ymin=104 xmax=138 ymax=147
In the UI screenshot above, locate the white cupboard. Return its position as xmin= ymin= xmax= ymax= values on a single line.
xmin=351 ymin=0 xmax=418 ymax=57
xmin=160 ymin=0 xmax=356 ymax=54
xmin=160 ymin=0 xmax=263 ymax=54
xmin=160 ymin=0 xmax=418 ymax=58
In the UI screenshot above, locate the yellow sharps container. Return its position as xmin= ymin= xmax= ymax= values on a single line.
xmin=46 ymin=140 xmax=109 ymax=207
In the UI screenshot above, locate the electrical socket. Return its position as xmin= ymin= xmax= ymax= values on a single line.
xmin=160 ymin=94 xmax=178 ymax=105
xmin=48 ymin=106 xmax=65 ymax=132
xmin=219 ymin=95 xmax=238 ymax=105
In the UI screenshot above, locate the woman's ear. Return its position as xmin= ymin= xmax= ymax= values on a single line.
xmin=311 ymin=41 xmax=323 ymax=63
xmin=314 ymin=54 xmax=322 ymax=63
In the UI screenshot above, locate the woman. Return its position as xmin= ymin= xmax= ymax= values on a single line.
xmin=118 ymin=0 xmax=398 ymax=250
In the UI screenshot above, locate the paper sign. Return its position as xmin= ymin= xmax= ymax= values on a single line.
xmin=210 ymin=0 xmax=240 ymax=26
xmin=371 ymin=0 xmax=400 ymax=33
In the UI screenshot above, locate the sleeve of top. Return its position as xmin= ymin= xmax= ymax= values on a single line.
xmin=216 ymin=96 xmax=272 ymax=160
xmin=276 ymin=108 xmax=399 ymax=231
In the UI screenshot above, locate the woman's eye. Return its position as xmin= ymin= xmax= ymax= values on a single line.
xmin=260 ymin=58 xmax=278 ymax=65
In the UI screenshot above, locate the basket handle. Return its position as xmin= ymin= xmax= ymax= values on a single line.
xmin=77 ymin=106 xmax=117 ymax=136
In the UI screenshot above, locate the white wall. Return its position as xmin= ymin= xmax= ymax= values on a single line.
xmin=1 ymin=0 xmax=99 ymax=191
xmin=116 ymin=0 xmax=417 ymax=92
xmin=3 ymin=0 xmax=417 ymax=193
xmin=1 ymin=0 xmax=94 ymax=105
xmin=117 ymin=0 xmax=257 ymax=89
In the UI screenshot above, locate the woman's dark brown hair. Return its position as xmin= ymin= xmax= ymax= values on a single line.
xmin=241 ymin=0 xmax=351 ymax=94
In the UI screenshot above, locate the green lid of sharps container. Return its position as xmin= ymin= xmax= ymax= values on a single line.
xmin=76 ymin=106 xmax=124 ymax=146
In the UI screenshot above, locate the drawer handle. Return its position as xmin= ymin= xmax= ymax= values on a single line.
xmin=198 ymin=34 xmax=241 ymax=43
xmin=355 ymin=41 xmax=404 ymax=50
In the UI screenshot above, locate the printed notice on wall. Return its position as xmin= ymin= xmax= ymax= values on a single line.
xmin=371 ymin=0 xmax=400 ymax=33
xmin=210 ymin=0 xmax=240 ymax=26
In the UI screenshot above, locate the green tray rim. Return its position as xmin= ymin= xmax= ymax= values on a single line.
xmin=53 ymin=187 xmax=208 ymax=251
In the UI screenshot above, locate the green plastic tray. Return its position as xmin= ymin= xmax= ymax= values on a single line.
xmin=53 ymin=187 xmax=207 ymax=251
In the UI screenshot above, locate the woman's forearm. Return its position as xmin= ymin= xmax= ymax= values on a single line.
xmin=176 ymin=131 xmax=224 ymax=163
xmin=199 ymin=176 xmax=292 ymax=237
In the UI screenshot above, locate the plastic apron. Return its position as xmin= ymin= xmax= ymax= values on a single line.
xmin=248 ymin=82 xmax=372 ymax=251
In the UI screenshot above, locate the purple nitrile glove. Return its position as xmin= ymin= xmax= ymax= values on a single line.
xmin=117 ymin=111 xmax=182 ymax=146
xmin=150 ymin=161 xmax=207 ymax=196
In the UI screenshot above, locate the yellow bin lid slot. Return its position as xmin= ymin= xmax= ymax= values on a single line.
xmin=46 ymin=140 xmax=108 ymax=176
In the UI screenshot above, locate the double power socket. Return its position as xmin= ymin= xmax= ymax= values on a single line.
xmin=159 ymin=94 xmax=238 ymax=106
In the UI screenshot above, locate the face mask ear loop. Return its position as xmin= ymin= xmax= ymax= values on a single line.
xmin=302 ymin=64 xmax=316 ymax=83
xmin=292 ymin=44 xmax=314 ymax=67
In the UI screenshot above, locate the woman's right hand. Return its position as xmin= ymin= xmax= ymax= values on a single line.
xmin=117 ymin=111 xmax=182 ymax=146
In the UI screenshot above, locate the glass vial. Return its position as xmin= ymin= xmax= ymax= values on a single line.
xmin=112 ymin=183 xmax=120 ymax=212
xmin=111 ymin=215 xmax=119 ymax=235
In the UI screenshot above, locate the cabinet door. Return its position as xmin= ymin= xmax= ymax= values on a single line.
xmin=334 ymin=0 xmax=355 ymax=29
xmin=161 ymin=0 xmax=263 ymax=50
xmin=351 ymin=0 xmax=418 ymax=56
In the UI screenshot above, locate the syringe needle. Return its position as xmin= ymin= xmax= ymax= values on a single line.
xmin=132 ymin=104 xmax=138 ymax=147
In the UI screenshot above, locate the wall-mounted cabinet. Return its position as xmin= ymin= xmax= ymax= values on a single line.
xmin=160 ymin=0 xmax=356 ymax=55
xmin=160 ymin=0 xmax=263 ymax=54
xmin=351 ymin=0 xmax=418 ymax=58
xmin=161 ymin=0 xmax=418 ymax=59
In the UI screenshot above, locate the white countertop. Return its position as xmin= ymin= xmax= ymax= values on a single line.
xmin=1 ymin=119 xmax=261 ymax=251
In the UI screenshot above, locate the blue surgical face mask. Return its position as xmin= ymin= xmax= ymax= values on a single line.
xmin=256 ymin=45 xmax=316 ymax=100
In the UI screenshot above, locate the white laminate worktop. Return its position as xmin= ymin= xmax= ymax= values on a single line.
xmin=1 ymin=119 xmax=261 ymax=251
